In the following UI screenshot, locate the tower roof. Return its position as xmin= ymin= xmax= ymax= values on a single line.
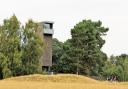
xmin=42 ymin=21 xmax=54 ymax=24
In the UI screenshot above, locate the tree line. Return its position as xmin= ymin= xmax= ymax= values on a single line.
xmin=52 ymin=20 xmax=128 ymax=81
xmin=52 ymin=20 xmax=108 ymax=77
xmin=0 ymin=15 xmax=128 ymax=81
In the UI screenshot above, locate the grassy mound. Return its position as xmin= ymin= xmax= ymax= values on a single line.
xmin=0 ymin=74 xmax=128 ymax=89
xmin=4 ymin=74 xmax=99 ymax=83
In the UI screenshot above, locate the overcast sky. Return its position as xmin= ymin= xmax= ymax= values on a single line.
xmin=0 ymin=0 xmax=128 ymax=56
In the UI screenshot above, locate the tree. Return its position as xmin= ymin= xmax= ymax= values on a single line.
xmin=0 ymin=53 xmax=11 ymax=79
xmin=52 ymin=38 xmax=63 ymax=72
xmin=103 ymin=54 xmax=128 ymax=81
xmin=0 ymin=15 xmax=43 ymax=79
xmin=20 ymin=19 xmax=43 ymax=75
xmin=0 ymin=15 xmax=22 ymax=77
xmin=52 ymin=20 xmax=108 ymax=76
xmin=70 ymin=20 xmax=108 ymax=75
xmin=57 ymin=39 xmax=76 ymax=73
xmin=116 ymin=55 xmax=128 ymax=81
xmin=52 ymin=39 xmax=76 ymax=73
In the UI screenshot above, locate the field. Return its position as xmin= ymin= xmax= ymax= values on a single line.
xmin=0 ymin=74 xmax=128 ymax=89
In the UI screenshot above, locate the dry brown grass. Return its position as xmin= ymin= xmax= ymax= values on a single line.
xmin=0 ymin=74 xmax=128 ymax=89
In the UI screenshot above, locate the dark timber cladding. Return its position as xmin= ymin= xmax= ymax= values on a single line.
xmin=38 ymin=21 xmax=54 ymax=70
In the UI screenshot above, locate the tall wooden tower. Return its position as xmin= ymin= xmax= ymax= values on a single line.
xmin=38 ymin=21 xmax=54 ymax=71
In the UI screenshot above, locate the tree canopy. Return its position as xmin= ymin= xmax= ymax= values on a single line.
xmin=103 ymin=54 xmax=128 ymax=81
xmin=0 ymin=15 xmax=43 ymax=79
xmin=52 ymin=19 xmax=108 ymax=77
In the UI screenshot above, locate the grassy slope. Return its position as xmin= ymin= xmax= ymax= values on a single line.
xmin=0 ymin=74 xmax=128 ymax=89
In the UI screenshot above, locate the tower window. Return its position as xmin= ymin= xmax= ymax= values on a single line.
xmin=43 ymin=23 xmax=53 ymax=29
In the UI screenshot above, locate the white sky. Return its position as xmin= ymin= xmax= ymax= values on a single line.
xmin=0 ymin=0 xmax=128 ymax=56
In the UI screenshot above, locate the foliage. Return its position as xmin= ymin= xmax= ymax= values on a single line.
xmin=103 ymin=54 xmax=128 ymax=81
xmin=51 ymin=38 xmax=64 ymax=72
xmin=70 ymin=20 xmax=108 ymax=75
xmin=52 ymin=19 xmax=108 ymax=77
xmin=21 ymin=20 xmax=43 ymax=75
xmin=0 ymin=15 xmax=43 ymax=79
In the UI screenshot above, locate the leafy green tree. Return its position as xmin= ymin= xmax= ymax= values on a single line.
xmin=70 ymin=20 xmax=108 ymax=75
xmin=57 ymin=39 xmax=75 ymax=73
xmin=52 ymin=20 xmax=108 ymax=76
xmin=103 ymin=54 xmax=128 ymax=81
xmin=0 ymin=15 xmax=22 ymax=77
xmin=0 ymin=15 xmax=43 ymax=79
xmin=21 ymin=20 xmax=43 ymax=75
xmin=52 ymin=38 xmax=63 ymax=72
xmin=103 ymin=61 xmax=119 ymax=78
xmin=0 ymin=53 xmax=11 ymax=79
xmin=116 ymin=55 xmax=128 ymax=81
xmin=52 ymin=39 xmax=76 ymax=73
